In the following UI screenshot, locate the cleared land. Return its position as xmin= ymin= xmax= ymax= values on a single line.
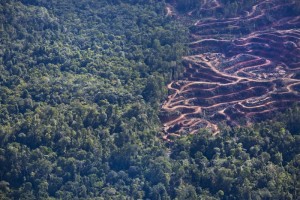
xmin=161 ymin=0 xmax=300 ymax=140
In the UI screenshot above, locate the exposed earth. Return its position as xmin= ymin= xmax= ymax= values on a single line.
xmin=161 ymin=0 xmax=300 ymax=140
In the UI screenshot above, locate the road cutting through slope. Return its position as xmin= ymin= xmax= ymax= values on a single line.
xmin=161 ymin=0 xmax=300 ymax=140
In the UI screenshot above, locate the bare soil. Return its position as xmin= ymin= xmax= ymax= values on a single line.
xmin=161 ymin=0 xmax=300 ymax=140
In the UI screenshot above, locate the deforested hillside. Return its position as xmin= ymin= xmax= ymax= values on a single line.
xmin=161 ymin=0 xmax=300 ymax=139
xmin=0 ymin=0 xmax=299 ymax=199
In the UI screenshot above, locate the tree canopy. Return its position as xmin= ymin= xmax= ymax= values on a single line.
xmin=0 ymin=0 xmax=299 ymax=199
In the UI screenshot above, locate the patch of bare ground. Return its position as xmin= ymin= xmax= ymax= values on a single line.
xmin=161 ymin=0 xmax=300 ymax=141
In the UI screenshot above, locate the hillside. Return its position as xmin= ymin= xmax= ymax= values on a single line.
xmin=161 ymin=0 xmax=300 ymax=139
xmin=0 ymin=0 xmax=299 ymax=199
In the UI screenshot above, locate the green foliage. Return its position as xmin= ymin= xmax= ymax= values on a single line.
xmin=168 ymin=110 xmax=300 ymax=199
xmin=176 ymin=0 xmax=200 ymax=12
xmin=0 ymin=0 xmax=187 ymax=199
xmin=0 ymin=0 xmax=299 ymax=199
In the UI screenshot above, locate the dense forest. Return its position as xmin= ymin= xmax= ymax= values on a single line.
xmin=0 ymin=0 xmax=299 ymax=199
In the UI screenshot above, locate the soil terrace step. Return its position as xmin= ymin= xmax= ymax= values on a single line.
xmin=161 ymin=0 xmax=300 ymax=139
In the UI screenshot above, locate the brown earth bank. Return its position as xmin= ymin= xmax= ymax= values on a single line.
xmin=161 ymin=0 xmax=300 ymax=140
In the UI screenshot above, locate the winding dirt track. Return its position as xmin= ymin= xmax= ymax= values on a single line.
xmin=161 ymin=0 xmax=300 ymax=140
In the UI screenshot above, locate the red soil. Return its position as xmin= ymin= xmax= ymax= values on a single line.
xmin=161 ymin=0 xmax=300 ymax=140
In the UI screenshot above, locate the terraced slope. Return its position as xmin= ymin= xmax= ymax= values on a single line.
xmin=161 ymin=0 xmax=300 ymax=140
